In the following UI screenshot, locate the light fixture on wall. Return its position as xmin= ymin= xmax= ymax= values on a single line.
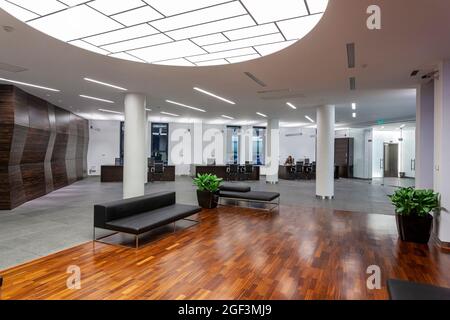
xmin=80 ymin=94 xmax=114 ymax=103
xmin=305 ymin=115 xmax=314 ymax=123
xmin=286 ymin=102 xmax=297 ymax=109
xmin=0 ymin=77 xmax=60 ymax=92
xmin=166 ymin=99 xmax=206 ymax=112
xmin=84 ymin=77 xmax=127 ymax=91
xmin=98 ymin=108 xmax=122 ymax=114
xmin=256 ymin=112 xmax=267 ymax=118
xmin=193 ymin=87 xmax=235 ymax=105
xmin=352 ymin=103 xmax=356 ymax=110
xmin=352 ymin=112 xmax=356 ymax=118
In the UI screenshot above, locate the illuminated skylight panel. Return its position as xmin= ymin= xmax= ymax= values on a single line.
xmin=112 ymin=6 xmax=163 ymax=26
xmin=59 ymin=0 xmax=89 ymax=6
xmin=8 ymin=0 xmax=67 ymax=16
xmin=150 ymin=2 xmax=246 ymax=32
xmin=28 ymin=5 xmax=122 ymax=41
xmin=101 ymin=33 xmax=172 ymax=53
xmin=153 ymin=58 xmax=195 ymax=67
xmin=144 ymin=0 xmax=228 ymax=16
xmin=277 ymin=14 xmax=323 ymax=41
xmin=196 ymin=59 xmax=228 ymax=66
xmin=0 ymin=0 xmax=38 ymax=21
xmin=88 ymin=0 xmax=145 ymax=16
xmin=224 ymin=23 xmax=278 ymax=40
xmin=254 ymin=40 xmax=296 ymax=56
xmin=84 ymin=24 xmax=159 ymax=46
xmin=240 ymin=0 xmax=308 ymax=24
xmin=1 ymin=0 xmax=329 ymax=66
xmin=129 ymin=40 xmax=205 ymax=63
xmin=226 ymin=53 xmax=260 ymax=63
xmin=166 ymin=15 xmax=255 ymax=41
xmin=70 ymin=40 xmax=110 ymax=55
xmin=108 ymin=52 xmax=145 ymax=63
xmin=191 ymin=33 xmax=228 ymax=47
xmin=203 ymin=32 xmax=284 ymax=53
xmin=187 ymin=47 xmax=256 ymax=63
xmin=306 ymin=0 xmax=329 ymax=14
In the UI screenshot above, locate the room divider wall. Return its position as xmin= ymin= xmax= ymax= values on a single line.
xmin=0 ymin=85 xmax=89 ymax=210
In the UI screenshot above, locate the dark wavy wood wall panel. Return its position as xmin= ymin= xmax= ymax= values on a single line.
xmin=0 ymin=85 xmax=89 ymax=210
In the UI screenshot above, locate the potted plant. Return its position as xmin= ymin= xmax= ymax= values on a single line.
xmin=193 ymin=173 xmax=223 ymax=209
xmin=388 ymin=187 xmax=439 ymax=243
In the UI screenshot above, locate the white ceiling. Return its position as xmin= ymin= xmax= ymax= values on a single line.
xmin=1 ymin=0 xmax=450 ymax=127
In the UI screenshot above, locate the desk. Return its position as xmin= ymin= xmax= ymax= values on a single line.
xmin=100 ymin=165 xmax=175 ymax=182
xmin=194 ymin=165 xmax=260 ymax=181
xmin=279 ymin=165 xmax=296 ymax=180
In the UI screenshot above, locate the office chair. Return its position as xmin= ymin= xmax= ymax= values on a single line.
xmin=244 ymin=164 xmax=254 ymax=180
xmin=311 ymin=162 xmax=317 ymax=179
xmin=295 ymin=162 xmax=304 ymax=180
xmin=150 ymin=162 xmax=165 ymax=182
xmin=226 ymin=164 xmax=239 ymax=181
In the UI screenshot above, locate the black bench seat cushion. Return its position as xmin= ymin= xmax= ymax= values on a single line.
xmin=105 ymin=204 xmax=201 ymax=234
xmin=219 ymin=184 xmax=251 ymax=193
xmin=219 ymin=191 xmax=280 ymax=202
xmin=387 ymin=279 xmax=450 ymax=300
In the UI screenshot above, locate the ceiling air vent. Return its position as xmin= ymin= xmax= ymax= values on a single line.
xmin=244 ymin=72 xmax=267 ymax=87
xmin=346 ymin=43 xmax=355 ymax=68
xmin=349 ymin=77 xmax=356 ymax=90
xmin=0 ymin=62 xmax=28 ymax=73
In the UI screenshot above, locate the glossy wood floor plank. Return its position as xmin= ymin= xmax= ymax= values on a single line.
xmin=1 ymin=205 xmax=449 ymax=300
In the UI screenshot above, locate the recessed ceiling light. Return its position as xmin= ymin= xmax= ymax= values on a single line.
xmin=221 ymin=115 xmax=234 ymax=120
xmin=400 ymin=124 xmax=406 ymax=128
xmin=0 ymin=77 xmax=60 ymax=92
xmin=256 ymin=112 xmax=267 ymax=118
xmin=145 ymin=108 xmax=152 ymax=112
xmin=80 ymin=94 xmax=114 ymax=103
xmin=1 ymin=1 xmax=328 ymax=66
xmin=166 ymin=99 xmax=206 ymax=112
xmin=98 ymin=108 xmax=122 ymax=114
xmin=193 ymin=87 xmax=235 ymax=105
xmin=305 ymin=115 xmax=314 ymax=123
xmin=161 ymin=111 xmax=179 ymax=117
xmin=352 ymin=103 xmax=356 ymax=110
xmin=286 ymin=102 xmax=297 ymax=110
xmin=352 ymin=112 xmax=356 ymax=118
xmin=84 ymin=77 xmax=128 ymax=91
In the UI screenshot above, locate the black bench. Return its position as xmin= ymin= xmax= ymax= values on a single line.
xmin=218 ymin=184 xmax=280 ymax=211
xmin=387 ymin=279 xmax=450 ymax=300
xmin=94 ymin=191 xmax=201 ymax=248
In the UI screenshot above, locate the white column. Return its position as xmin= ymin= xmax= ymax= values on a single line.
xmin=316 ymin=105 xmax=335 ymax=199
xmin=265 ymin=119 xmax=279 ymax=184
xmin=416 ymin=81 xmax=434 ymax=189
xmin=123 ymin=93 xmax=146 ymax=199
xmin=433 ymin=61 xmax=450 ymax=243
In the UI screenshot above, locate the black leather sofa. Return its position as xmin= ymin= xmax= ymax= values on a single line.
xmin=387 ymin=279 xmax=450 ymax=300
xmin=94 ymin=191 xmax=201 ymax=248
xmin=218 ymin=184 xmax=280 ymax=211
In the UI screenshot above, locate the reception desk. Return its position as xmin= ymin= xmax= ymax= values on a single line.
xmin=278 ymin=165 xmax=340 ymax=180
xmin=194 ymin=165 xmax=260 ymax=181
xmin=101 ymin=165 xmax=176 ymax=182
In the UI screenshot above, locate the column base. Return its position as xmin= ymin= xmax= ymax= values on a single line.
xmin=316 ymin=195 xmax=335 ymax=200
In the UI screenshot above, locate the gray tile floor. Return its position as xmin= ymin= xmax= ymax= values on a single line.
xmin=0 ymin=176 xmax=405 ymax=270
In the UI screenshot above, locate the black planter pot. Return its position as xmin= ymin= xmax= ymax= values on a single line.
xmin=196 ymin=190 xmax=219 ymax=209
xmin=395 ymin=213 xmax=433 ymax=244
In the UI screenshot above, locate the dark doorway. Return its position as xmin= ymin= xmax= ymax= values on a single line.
xmin=383 ymin=143 xmax=399 ymax=177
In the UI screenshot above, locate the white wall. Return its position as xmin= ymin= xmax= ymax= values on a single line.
xmin=87 ymin=120 xmax=120 ymax=176
xmin=279 ymin=127 xmax=316 ymax=164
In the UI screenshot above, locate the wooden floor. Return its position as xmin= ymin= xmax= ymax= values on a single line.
xmin=1 ymin=205 xmax=449 ymax=300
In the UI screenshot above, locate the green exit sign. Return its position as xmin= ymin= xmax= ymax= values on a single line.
xmin=376 ymin=119 xmax=385 ymax=125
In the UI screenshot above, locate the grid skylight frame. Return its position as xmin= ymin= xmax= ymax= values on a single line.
xmin=1 ymin=0 xmax=328 ymax=66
